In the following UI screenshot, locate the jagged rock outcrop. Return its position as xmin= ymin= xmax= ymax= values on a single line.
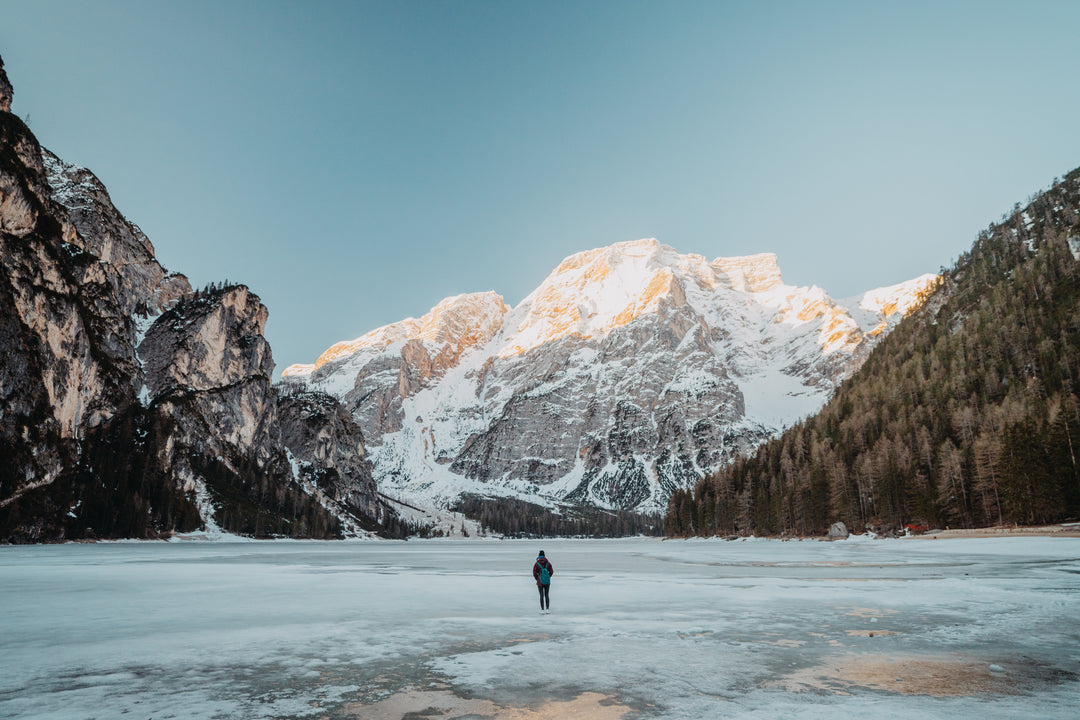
xmin=0 ymin=56 xmax=382 ymax=541
xmin=285 ymin=238 xmax=939 ymax=513
xmin=0 ymin=57 xmax=12 ymax=114
xmin=278 ymin=390 xmax=381 ymax=523
xmin=137 ymin=285 xmax=301 ymax=528
xmin=131 ymin=283 xmax=386 ymax=537
xmin=42 ymin=149 xmax=190 ymax=317
xmin=288 ymin=292 xmax=509 ymax=438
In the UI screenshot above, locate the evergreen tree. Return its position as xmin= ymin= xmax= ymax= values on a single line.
xmin=668 ymin=168 xmax=1080 ymax=536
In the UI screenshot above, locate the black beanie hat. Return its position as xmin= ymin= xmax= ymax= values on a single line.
xmin=538 ymin=550 xmax=545 ymax=557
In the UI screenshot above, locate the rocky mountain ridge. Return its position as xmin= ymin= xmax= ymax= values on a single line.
xmin=0 ymin=56 xmax=384 ymax=541
xmin=284 ymin=238 xmax=938 ymax=514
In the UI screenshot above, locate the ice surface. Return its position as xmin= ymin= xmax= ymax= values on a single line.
xmin=1 ymin=537 xmax=1078 ymax=719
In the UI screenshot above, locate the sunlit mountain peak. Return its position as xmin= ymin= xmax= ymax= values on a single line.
xmin=282 ymin=291 xmax=507 ymax=377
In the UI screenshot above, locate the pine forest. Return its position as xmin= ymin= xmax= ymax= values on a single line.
xmin=666 ymin=168 xmax=1080 ymax=537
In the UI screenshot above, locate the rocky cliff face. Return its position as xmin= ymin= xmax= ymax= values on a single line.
xmin=278 ymin=390 xmax=381 ymax=523
xmin=285 ymin=239 xmax=938 ymax=513
xmin=0 ymin=57 xmax=11 ymax=114
xmin=0 ymin=63 xmax=155 ymax=527
xmin=0 ymin=57 xmax=382 ymax=541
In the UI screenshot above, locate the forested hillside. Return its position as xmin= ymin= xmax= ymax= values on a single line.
xmin=453 ymin=495 xmax=663 ymax=537
xmin=667 ymin=169 xmax=1080 ymax=537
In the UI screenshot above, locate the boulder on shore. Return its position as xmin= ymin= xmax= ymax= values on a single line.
xmin=828 ymin=522 xmax=849 ymax=540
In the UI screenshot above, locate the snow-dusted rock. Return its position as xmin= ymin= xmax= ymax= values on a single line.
xmin=43 ymin=150 xmax=190 ymax=317
xmin=278 ymin=390 xmax=383 ymax=523
xmin=285 ymin=238 xmax=938 ymax=513
xmin=828 ymin=522 xmax=850 ymax=540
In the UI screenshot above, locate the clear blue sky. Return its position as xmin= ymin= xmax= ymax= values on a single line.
xmin=4 ymin=1 xmax=1080 ymax=375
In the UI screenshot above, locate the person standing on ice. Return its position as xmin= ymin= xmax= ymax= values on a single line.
xmin=533 ymin=550 xmax=553 ymax=614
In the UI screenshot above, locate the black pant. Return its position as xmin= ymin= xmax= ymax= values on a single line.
xmin=537 ymin=583 xmax=550 ymax=609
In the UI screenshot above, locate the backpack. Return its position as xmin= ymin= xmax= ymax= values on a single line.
xmin=538 ymin=559 xmax=551 ymax=585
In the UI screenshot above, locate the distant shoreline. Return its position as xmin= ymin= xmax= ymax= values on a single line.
xmin=908 ymin=524 xmax=1080 ymax=539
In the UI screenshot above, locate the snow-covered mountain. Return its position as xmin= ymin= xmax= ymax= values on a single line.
xmin=283 ymin=238 xmax=938 ymax=513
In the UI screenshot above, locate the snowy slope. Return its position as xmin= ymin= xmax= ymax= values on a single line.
xmin=283 ymin=239 xmax=938 ymax=513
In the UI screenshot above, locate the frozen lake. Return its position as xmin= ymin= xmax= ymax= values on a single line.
xmin=1 ymin=537 xmax=1078 ymax=719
